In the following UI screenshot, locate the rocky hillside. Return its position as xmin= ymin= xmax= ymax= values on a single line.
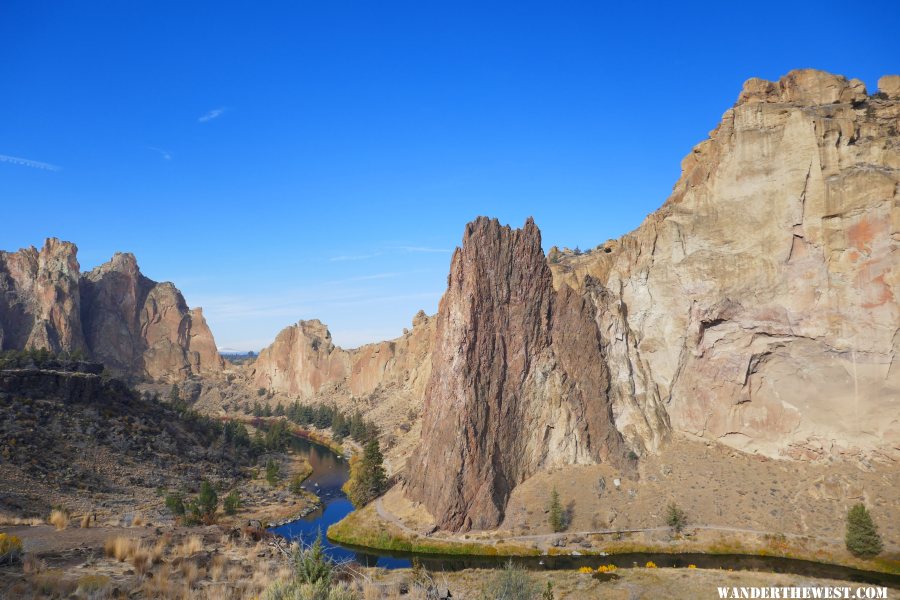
xmin=0 ymin=357 xmax=242 ymax=519
xmin=0 ymin=241 xmax=222 ymax=381
xmin=251 ymin=69 xmax=898 ymax=532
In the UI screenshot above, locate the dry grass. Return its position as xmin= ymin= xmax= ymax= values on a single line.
xmin=132 ymin=511 xmax=145 ymax=527
xmin=48 ymin=509 xmax=69 ymax=531
xmin=141 ymin=563 xmax=174 ymax=597
xmin=80 ymin=513 xmax=92 ymax=528
xmin=21 ymin=553 xmax=43 ymax=575
xmin=0 ymin=515 xmax=43 ymax=526
xmin=104 ymin=535 xmax=138 ymax=561
xmin=209 ymin=554 xmax=227 ymax=582
xmin=174 ymin=534 xmax=203 ymax=557
xmin=76 ymin=573 xmax=111 ymax=596
xmin=180 ymin=560 xmax=200 ymax=588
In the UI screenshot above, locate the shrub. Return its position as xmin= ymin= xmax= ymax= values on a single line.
xmin=480 ymin=560 xmax=540 ymax=600
xmin=845 ymin=503 xmax=883 ymax=558
xmin=196 ymin=481 xmax=218 ymax=523
xmin=0 ymin=532 xmax=23 ymax=564
xmin=289 ymin=473 xmax=306 ymax=495
xmin=266 ymin=458 xmax=281 ymax=486
xmin=223 ymin=490 xmax=241 ymax=516
xmin=165 ymin=493 xmax=186 ymax=517
xmin=665 ymin=502 xmax=687 ymax=534
xmin=76 ymin=574 xmax=111 ymax=596
xmin=49 ymin=509 xmax=69 ymax=531
xmin=262 ymin=533 xmax=358 ymax=600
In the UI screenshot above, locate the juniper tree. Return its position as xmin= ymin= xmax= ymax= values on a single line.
xmin=845 ymin=503 xmax=883 ymax=558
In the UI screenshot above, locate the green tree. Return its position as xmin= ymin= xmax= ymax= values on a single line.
xmin=845 ymin=503 xmax=883 ymax=558
xmin=349 ymin=411 xmax=366 ymax=441
xmin=548 ymin=487 xmax=565 ymax=533
xmin=266 ymin=458 xmax=280 ymax=486
xmin=345 ymin=440 xmax=387 ymax=507
xmin=223 ymin=491 xmax=241 ymax=516
xmin=665 ymin=502 xmax=687 ymax=534
xmin=197 ymin=481 xmax=218 ymax=523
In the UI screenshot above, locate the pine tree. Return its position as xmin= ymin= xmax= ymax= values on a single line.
xmin=548 ymin=487 xmax=565 ymax=532
xmin=345 ymin=439 xmax=387 ymax=506
xmin=845 ymin=503 xmax=883 ymax=558
xmin=666 ymin=502 xmax=687 ymax=534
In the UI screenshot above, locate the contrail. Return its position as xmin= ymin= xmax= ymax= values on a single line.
xmin=0 ymin=154 xmax=61 ymax=171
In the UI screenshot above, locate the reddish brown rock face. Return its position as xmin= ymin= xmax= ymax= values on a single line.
xmin=405 ymin=217 xmax=626 ymax=531
xmin=0 ymin=240 xmax=222 ymax=381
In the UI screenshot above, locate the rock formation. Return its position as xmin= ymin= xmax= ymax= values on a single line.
xmin=0 ymin=239 xmax=86 ymax=354
xmin=244 ymin=69 xmax=899 ymax=531
xmin=551 ymin=69 xmax=899 ymax=460
xmin=404 ymin=217 xmax=627 ymax=531
xmin=253 ymin=311 xmax=435 ymax=404
xmin=0 ymin=240 xmax=222 ymax=381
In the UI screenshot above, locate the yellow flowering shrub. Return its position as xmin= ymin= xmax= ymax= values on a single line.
xmin=0 ymin=532 xmax=23 ymax=564
xmin=577 ymin=566 xmax=594 ymax=574
xmin=645 ymin=561 xmax=657 ymax=568
xmin=688 ymin=564 xmax=697 ymax=569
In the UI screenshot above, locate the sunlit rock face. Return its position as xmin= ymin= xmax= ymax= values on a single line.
xmin=404 ymin=217 xmax=627 ymax=531
xmin=551 ymin=69 xmax=899 ymax=461
xmin=0 ymin=241 xmax=222 ymax=381
xmin=0 ymin=239 xmax=86 ymax=355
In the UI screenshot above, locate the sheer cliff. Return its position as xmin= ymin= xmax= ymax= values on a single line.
xmin=551 ymin=70 xmax=899 ymax=461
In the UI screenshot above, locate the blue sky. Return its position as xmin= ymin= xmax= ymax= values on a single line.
xmin=2 ymin=2 xmax=897 ymax=350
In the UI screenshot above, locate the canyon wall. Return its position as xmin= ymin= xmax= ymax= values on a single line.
xmin=0 ymin=241 xmax=222 ymax=381
xmin=552 ymin=70 xmax=899 ymax=461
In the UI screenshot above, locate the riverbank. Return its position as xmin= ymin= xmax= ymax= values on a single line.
xmin=328 ymin=492 xmax=900 ymax=577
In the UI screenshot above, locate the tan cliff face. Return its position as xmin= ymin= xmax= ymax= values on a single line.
xmin=405 ymin=217 xmax=627 ymax=531
xmin=551 ymin=69 xmax=899 ymax=460
xmin=0 ymin=240 xmax=222 ymax=381
xmin=252 ymin=312 xmax=435 ymax=402
xmin=0 ymin=239 xmax=87 ymax=354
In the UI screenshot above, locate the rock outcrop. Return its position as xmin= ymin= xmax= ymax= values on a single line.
xmin=0 ymin=239 xmax=87 ymax=354
xmin=551 ymin=69 xmax=899 ymax=460
xmin=404 ymin=217 xmax=627 ymax=531
xmin=0 ymin=241 xmax=222 ymax=381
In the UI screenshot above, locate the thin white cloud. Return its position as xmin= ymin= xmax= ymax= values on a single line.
xmin=394 ymin=245 xmax=451 ymax=254
xmin=330 ymin=252 xmax=383 ymax=262
xmin=146 ymin=146 xmax=172 ymax=160
xmin=198 ymin=107 xmax=228 ymax=123
xmin=0 ymin=154 xmax=60 ymax=171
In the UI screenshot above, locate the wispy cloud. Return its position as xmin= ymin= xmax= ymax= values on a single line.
xmin=0 ymin=154 xmax=60 ymax=171
xmin=328 ymin=246 xmax=450 ymax=262
xmin=393 ymin=245 xmax=451 ymax=254
xmin=198 ymin=107 xmax=228 ymax=123
xmin=146 ymin=146 xmax=172 ymax=160
xmin=330 ymin=252 xmax=383 ymax=262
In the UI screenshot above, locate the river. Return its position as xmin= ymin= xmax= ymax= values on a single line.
xmin=270 ymin=436 xmax=900 ymax=587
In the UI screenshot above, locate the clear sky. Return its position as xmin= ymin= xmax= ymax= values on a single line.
xmin=2 ymin=2 xmax=897 ymax=351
